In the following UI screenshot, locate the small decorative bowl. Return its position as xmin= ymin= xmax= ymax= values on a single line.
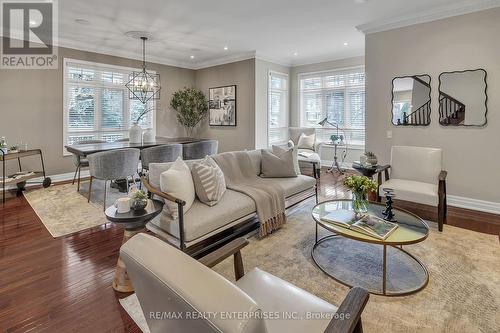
xmin=131 ymin=198 xmax=148 ymax=212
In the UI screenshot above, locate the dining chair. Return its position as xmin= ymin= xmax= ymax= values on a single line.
xmin=71 ymin=140 xmax=106 ymax=192
xmin=87 ymin=148 xmax=140 ymax=209
xmin=182 ymin=140 xmax=218 ymax=160
xmin=140 ymin=144 xmax=183 ymax=172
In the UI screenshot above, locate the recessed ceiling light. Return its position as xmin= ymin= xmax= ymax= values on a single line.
xmin=293 ymin=52 xmax=299 ymax=56
xmin=75 ymin=18 xmax=91 ymax=25
xmin=190 ymin=55 xmax=195 ymax=59
xmin=343 ymin=42 xmax=349 ymax=46
xmin=223 ymin=46 xmax=228 ymax=51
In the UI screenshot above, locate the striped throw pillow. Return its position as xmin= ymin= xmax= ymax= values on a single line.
xmin=191 ymin=156 xmax=226 ymax=206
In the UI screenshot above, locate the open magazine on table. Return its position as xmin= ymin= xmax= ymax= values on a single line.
xmin=320 ymin=210 xmax=398 ymax=240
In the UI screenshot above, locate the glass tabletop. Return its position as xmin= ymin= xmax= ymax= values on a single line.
xmin=312 ymin=199 xmax=429 ymax=245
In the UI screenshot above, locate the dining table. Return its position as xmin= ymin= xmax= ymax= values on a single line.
xmin=65 ymin=137 xmax=207 ymax=157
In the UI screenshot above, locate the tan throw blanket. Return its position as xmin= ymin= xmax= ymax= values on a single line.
xmin=212 ymin=151 xmax=286 ymax=237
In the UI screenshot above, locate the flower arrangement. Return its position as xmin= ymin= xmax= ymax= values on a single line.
xmin=343 ymin=175 xmax=378 ymax=194
xmin=344 ymin=175 xmax=378 ymax=214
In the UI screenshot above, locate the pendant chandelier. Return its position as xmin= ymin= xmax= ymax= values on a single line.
xmin=125 ymin=36 xmax=161 ymax=104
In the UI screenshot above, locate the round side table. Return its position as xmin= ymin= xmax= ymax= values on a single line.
xmin=105 ymin=199 xmax=163 ymax=292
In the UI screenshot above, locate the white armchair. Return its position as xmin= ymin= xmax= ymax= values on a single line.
xmin=121 ymin=233 xmax=369 ymax=333
xmin=377 ymin=146 xmax=447 ymax=231
xmin=288 ymin=127 xmax=323 ymax=178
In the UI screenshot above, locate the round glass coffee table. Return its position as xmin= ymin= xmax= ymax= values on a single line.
xmin=312 ymin=199 xmax=429 ymax=296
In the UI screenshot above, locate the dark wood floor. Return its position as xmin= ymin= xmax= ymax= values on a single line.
xmin=0 ymin=169 xmax=499 ymax=332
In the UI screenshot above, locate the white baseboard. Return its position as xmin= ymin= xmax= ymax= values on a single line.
xmin=447 ymin=195 xmax=500 ymax=215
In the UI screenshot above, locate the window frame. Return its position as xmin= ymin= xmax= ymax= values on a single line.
xmin=297 ymin=66 xmax=365 ymax=147
xmin=267 ymin=70 xmax=289 ymax=147
xmin=62 ymin=58 xmax=156 ymax=156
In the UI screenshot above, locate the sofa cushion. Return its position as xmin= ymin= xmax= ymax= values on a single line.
xmin=149 ymin=159 xmax=201 ymax=189
xmin=236 ymin=268 xmax=336 ymax=333
xmin=262 ymin=175 xmax=316 ymax=197
xmin=152 ymin=189 xmax=256 ymax=243
xmin=380 ymin=178 xmax=438 ymax=206
xmin=160 ymin=157 xmax=195 ymax=219
xmin=298 ymin=133 xmax=315 ymax=150
xmin=191 ymin=156 xmax=226 ymax=206
xmin=260 ymin=147 xmax=297 ymax=178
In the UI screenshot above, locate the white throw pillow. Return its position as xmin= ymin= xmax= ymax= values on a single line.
xmin=191 ymin=156 xmax=226 ymax=206
xmin=298 ymin=133 xmax=315 ymax=150
xmin=159 ymin=157 xmax=195 ymax=219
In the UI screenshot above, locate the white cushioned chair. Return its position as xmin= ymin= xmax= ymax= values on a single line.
xmin=121 ymin=233 xmax=369 ymax=333
xmin=288 ymin=127 xmax=323 ymax=178
xmin=377 ymin=146 xmax=447 ymax=231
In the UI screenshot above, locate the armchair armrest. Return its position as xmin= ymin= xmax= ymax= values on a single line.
xmin=199 ymin=238 xmax=249 ymax=280
xmin=141 ymin=176 xmax=186 ymax=206
xmin=324 ymin=287 xmax=369 ymax=333
xmin=439 ymin=170 xmax=447 ymax=181
xmin=377 ymin=164 xmax=391 ymax=173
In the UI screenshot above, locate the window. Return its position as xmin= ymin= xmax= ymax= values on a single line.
xmin=268 ymin=71 xmax=289 ymax=145
xmin=63 ymin=59 xmax=155 ymax=154
xmin=299 ymin=67 xmax=365 ymax=146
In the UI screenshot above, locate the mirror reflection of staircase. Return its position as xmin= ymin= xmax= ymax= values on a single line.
xmin=398 ymin=76 xmax=431 ymax=126
xmin=439 ymin=92 xmax=465 ymax=125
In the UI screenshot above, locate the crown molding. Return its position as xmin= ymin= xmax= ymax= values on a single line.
xmin=192 ymin=51 xmax=257 ymax=70
xmin=356 ymin=0 xmax=500 ymax=34
xmin=55 ymin=37 xmax=196 ymax=69
xmin=290 ymin=53 xmax=365 ymax=68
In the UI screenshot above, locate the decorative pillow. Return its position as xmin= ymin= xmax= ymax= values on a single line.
xmin=191 ymin=156 xmax=226 ymax=206
xmin=273 ymin=145 xmax=300 ymax=175
xmin=159 ymin=157 xmax=195 ymax=219
xmin=298 ymin=133 xmax=315 ymax=150
xmin=260 ymin=147 xmax=297 ymax=178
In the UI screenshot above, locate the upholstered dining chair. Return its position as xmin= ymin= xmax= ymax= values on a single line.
xmin=182 ymin=140 xmax=218 ymax=160
xmin=288 ymin=127 xmax=322 ymax=178
xmin=377 ymin=146 xmax=447 ymax=231
xmin=121 ymin=233 xmax=369 ymax=333
xmin=140 ymin=144 xmax=183 ymax=172
xmin=87 ymin=148 xmax=140 ymax=209
xmin=71 ymin=139 xmax=106 ymax=192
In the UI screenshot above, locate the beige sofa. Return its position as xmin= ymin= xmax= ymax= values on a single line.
xmin=143 ymin=149 xmax=317 ymax=255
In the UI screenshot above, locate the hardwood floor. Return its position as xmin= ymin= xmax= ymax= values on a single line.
xmin=0 ymin=169 xmax=498 ymax=332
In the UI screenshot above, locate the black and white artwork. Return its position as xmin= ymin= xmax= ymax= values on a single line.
xmin=209 ymin=85 xmax=237 ymax=126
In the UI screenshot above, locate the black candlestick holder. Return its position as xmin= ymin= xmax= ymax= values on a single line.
xmin=382 ymin=187 xmax=397 ymax=222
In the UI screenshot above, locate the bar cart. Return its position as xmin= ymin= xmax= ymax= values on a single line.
xmin=1 ymin=149 xmax=51 ymax=203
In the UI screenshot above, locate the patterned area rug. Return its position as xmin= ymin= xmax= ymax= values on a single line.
xmin=120 ymin=200 xmax=500 ymax=333
xmin=24 ymin=180 xmax=128 ymax=237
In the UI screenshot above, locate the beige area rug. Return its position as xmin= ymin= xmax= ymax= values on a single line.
xmin=24 ymin=181 xmax=125 ymax=237
xmin=120 ymin=200 xmax=500 ymax=333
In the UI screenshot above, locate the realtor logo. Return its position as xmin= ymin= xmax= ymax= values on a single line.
xmin=1 ymin=0 xmax=58 ymax=69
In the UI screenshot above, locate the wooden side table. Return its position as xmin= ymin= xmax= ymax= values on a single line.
xmin=105 ymin=199 xmax=163 ymax=292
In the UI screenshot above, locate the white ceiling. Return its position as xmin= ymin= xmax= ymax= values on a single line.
xmin=54 ymin=0 xmax=500 ymax=69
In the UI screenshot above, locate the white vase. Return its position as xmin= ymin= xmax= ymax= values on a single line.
xmin=129 ymin=123 xmax=142 ymax=144
xmin=142 ymin=129 xmax=155 ymax=143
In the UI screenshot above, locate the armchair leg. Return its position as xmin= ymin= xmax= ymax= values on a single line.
xmin=234 ymin=251 xmax=244 ymax=281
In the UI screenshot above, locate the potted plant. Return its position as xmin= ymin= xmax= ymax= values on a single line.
xmin=170 ymin=87 xmax=208 ymax=137
xmin=343 ymin=175 xmax=378 ymax=215
xmin=130 ymin=189 xmax=148 ymax=212
xmin=364 ymin=151 xmax=378 ymax=166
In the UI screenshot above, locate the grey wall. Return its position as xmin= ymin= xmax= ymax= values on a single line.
xmin=0 ymin=42 xmax=196 ymax=176
xmin=194 ymin=59 xmax=256 ymax=153
xmin=255 ymin=58 xmax=290 ymax=149
xmin=365 ymin=8 xmax=500 ymax=203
